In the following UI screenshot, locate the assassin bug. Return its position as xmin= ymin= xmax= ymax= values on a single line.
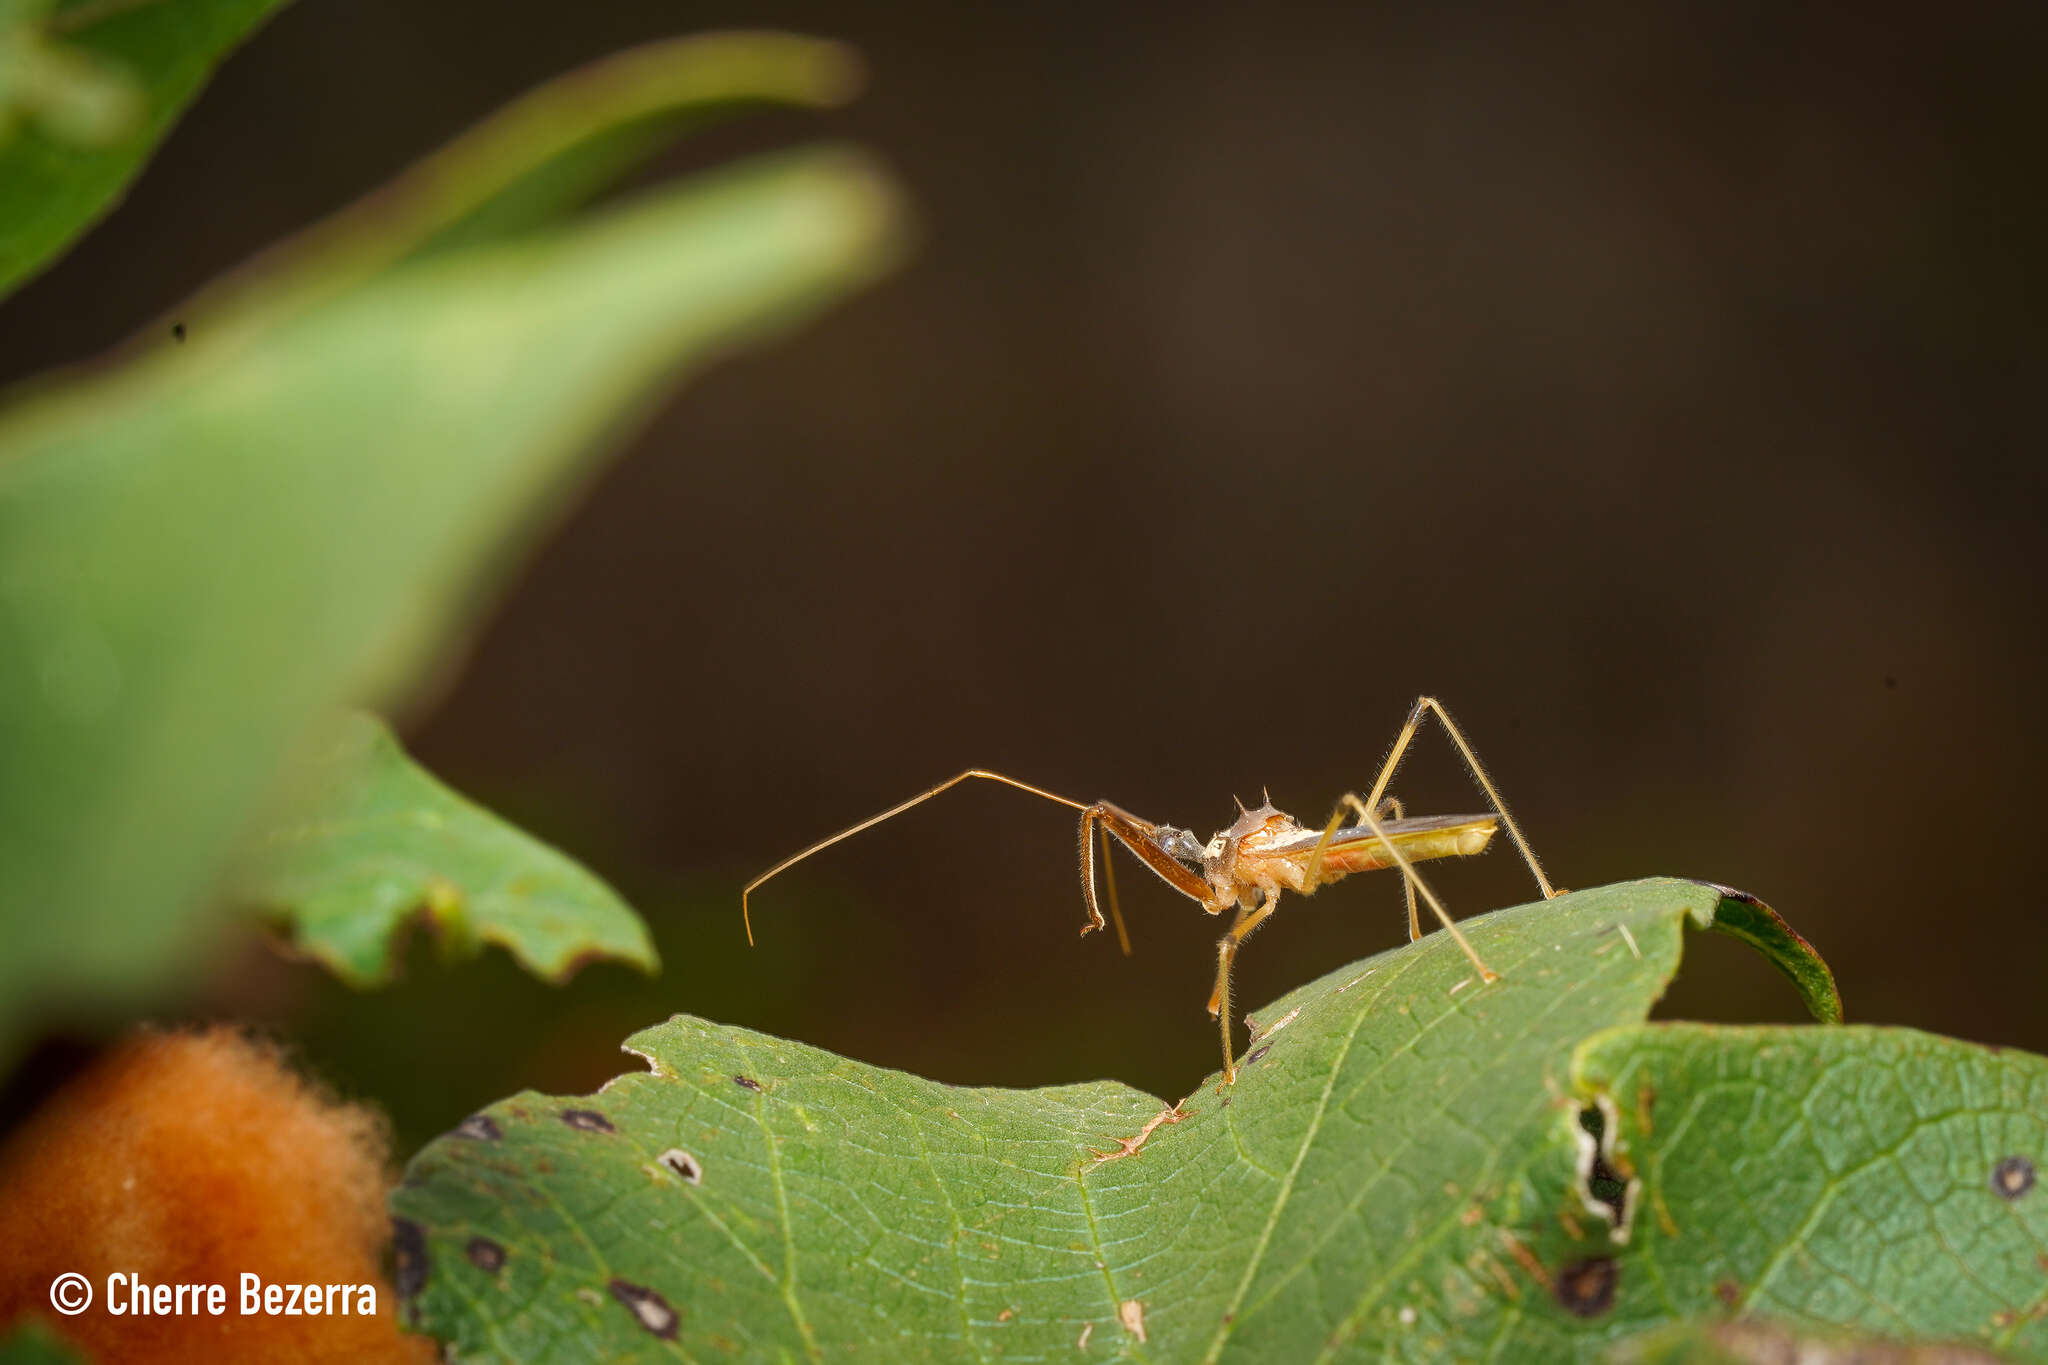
xmin=743 ymin=697 xmax=1555 ymax=1081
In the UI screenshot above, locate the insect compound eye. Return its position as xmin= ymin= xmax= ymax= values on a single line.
xmin=1154 ymin=826 xmax=1205 ymax=868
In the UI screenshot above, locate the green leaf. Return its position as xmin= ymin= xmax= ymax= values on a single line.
xmin=235 ymin=712 xmax=657 ymax=987
xmin=0 ymin=1321 xmax=91 ymax=1365
xmin=0 ymin=0 xmax=287 ymax=300
xmin=171 ymin=31 xmax=866 ymax=340
xmin=0 ymin=144 xmax=902 ymax=1058
xmin=388 ymin=877 xmax=2048 ymax=1365
xmin=1611 ymin=1318 xmax=2016 ymax=1364
xmin=1564 ymin=1024 xmax=2048 ymax=1360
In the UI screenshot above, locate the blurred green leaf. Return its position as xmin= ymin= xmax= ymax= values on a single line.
xmin=0 ymin=0 xmax=285 ymax=300
xmin=236 ymin=711 xmax=657 ymax=987
xmin=383 ymin=878 xmax=2045 ymax=1364
xmin=0 ymin=1321 xmax=91 ymax=1365
xmin=1611 ymin=1319 xmax=2016 ymax=1364
xmin=0 ymin=140 xmax=901 ymax=1060
xmin=172 ymin=30 xmax=866 ymax=342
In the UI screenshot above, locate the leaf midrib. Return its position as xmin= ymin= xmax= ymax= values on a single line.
xmin=1196 ymin=939 xmax=1436 ymax=1363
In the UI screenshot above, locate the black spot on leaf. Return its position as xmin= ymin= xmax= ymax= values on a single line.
xmin=561 ymin=1108 xmax=616 ymax=1133
xmin=733 ymin=1074 xmax=762 ymax=1092
xmin=1554 ymin=1257 xmax=1618 ymax=1317
xmin=453 ymin=1114 xmax=501 ymax=1141
xmin=659 ymin=1149 xmax=703 ymax=1184
xmin=609 ymin=1279 xmax=680 ymax=1339
xmin=465 ymin=1237 xmax=505 ymax=1273
xmin=1993 ymin=1155 xmax=2036 ymax=1200
xmin=1244 ymin=1045 xmax=1272 ymax=1067
xmin=170 ymin=322 xmax=186 ymax=342
xmin=391 ymin=1218 xmax=429 ymax=1299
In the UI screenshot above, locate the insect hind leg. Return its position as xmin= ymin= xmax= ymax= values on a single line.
xmin=1365 ymin=696 xmax=1555 ymax=902
xmin=1354 ymin=802 xmax=1499 ymax=984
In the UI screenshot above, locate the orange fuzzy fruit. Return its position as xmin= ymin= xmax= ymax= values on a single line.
xmin=0 ymin=1027 xmax=435 ymax=1363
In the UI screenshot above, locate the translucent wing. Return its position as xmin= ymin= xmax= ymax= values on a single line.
xmin=1260 ymin=812 xmax=1497 ymax=872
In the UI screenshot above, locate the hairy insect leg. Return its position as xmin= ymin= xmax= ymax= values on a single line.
xmin=1208 ymin=890 xmax=1282 ymax=1083
xmin=1080 ymin=811 xmax=1134 ymax=956
xmin=1356 ymin=804 xmax=1499 ymax=984
xmin=1365 ymin=696 xmax=1555 ymax=901
xmin=1077 ymin=806 xmax=1110 ymax=937
xmin=1081 ymin=802 xmax=1209 ymax=950
xmin=1301 ymin=793 xmax=1418 ymax=933
xmin=1337 ymin=794 xmax=1424 ymax=940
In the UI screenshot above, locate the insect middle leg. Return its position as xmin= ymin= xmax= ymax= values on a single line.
xmin=1302 ymin=793 xmax=1421 ymax=936
xmin=1300 ymin=788 xmax=1499 ymax=982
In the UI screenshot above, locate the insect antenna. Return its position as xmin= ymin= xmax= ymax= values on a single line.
xmin=743 ymin=770 xmax=1090 ymax=945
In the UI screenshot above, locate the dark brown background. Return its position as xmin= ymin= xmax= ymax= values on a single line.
xmin=3 ymin=1 xmax=2042 ymax=1149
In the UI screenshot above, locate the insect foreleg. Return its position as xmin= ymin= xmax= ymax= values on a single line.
xmin=1077 ymin=807 xmax=1134 ymax=955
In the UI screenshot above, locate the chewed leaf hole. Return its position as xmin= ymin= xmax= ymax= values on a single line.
xmin=1573 ymin=1096 xmax=1637 ymax=1243
xmin=1577 ymin=1107 xmax=1628 ymax=1218
xmin=659 ymin=1148 xmax=703 ymax=1184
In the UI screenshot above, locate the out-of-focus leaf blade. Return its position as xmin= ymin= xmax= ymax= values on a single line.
xmin=0 ymin=0 xmax=287 ymax=300
xmin=0 ymin=146 xmax=901 ymax=1054
xmin=1610 ymin=1318 xmax=2017 ymax=1364
xmin=237 ymin=712 xmax=657 ymax=987
xmin=0 ymin=1321 xmax=91 ymax=1365
xmin=169 ymin=30 xmax=866 ymax=342
xmin=386 ymin=879 xmax=2048 ymax=1365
